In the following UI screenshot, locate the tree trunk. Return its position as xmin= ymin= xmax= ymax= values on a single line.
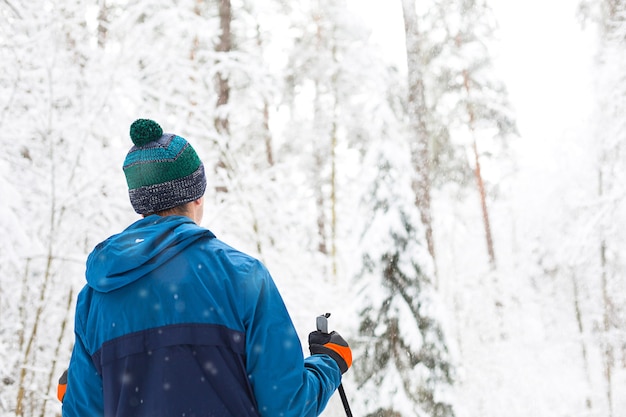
xmin=570 ymin=271 xmax=593 ymax=410
xmin=312 ymin=4 xmax=329 ymax=260
xmin=97 ymin=0 xmax=108 ymax=49
xmin=330 ymin=42 xmax=339 ymax=279
xmin=215 ymin=0 xmax=231 ymax=134
xmin=39 ymin=287 xmax=73 ymax=417
xmin=472 ymin=139 xmax=495 ymax=266
xmin=263 ymin=103 xmax=274 ymax=166
xmin=401 ymin=0 xmax=437 ymax=279
xmin=462 ymin=70 xmax=496 ymax=268
xmin=598 ymin=169 xmax=613 ymax=417
xmin=314 ymin=111 xmax=328 ymax=255
xmin=600 ymin=240 xmax=613 ymax=417
xmin=252 ymin=21 xmax=274 ymax=168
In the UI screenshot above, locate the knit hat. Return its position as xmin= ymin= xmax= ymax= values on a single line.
xmin=123 ymin=119 xmax=207 ymax=214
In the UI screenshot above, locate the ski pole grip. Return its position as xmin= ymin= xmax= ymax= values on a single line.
xmin=316 ymin=312 xmax=331 ymax=333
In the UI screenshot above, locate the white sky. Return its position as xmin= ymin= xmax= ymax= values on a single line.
xmin=346 ymin=0 xmax=597 ymax=165
xmin=490 ymin=0 xmax=596 ymax=155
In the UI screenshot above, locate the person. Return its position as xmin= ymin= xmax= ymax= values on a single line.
xmin=60 ymin=119 xmax=352 ymax=417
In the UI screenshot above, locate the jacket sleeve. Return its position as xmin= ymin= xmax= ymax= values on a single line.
xmin=242 ymin=261 xmax=342 ymax=417
xmin=62 ymin=310 xmax=104 ymax=416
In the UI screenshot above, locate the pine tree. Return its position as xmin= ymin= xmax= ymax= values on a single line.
xmin=401 ymin=0 xmax=516 ymax=273
xmin=435 ymin=0 xmax=517 ymax=268
xmin=354 ymin=140 xmax=456 ymax=417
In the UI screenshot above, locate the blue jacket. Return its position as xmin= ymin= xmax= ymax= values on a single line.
xmin=62 ymin=215 xmax=341 ymax=417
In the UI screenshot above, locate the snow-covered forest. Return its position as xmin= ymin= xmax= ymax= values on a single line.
xmin=1 ymin=0 xmax=625 ymax=416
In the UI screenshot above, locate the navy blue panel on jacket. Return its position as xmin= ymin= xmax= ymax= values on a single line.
xmin=92 ymin=323 xmax=258 ymax=417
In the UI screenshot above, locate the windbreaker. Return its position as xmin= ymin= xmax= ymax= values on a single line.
xmin=62 ymin=215 xmax=341 ymax=417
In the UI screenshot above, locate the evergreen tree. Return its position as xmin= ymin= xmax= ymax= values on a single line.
xmin=435 ymin=0 xmax=517 ymax=268
xmin=353 ymin=139 xmax=456 ymax=417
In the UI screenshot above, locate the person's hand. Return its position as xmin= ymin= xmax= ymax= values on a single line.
xmin=308 ymin=330 xmax=352 ymax=374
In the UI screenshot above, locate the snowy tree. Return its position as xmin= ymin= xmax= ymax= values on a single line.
xmin=577 ymin=1 xmax=626 ymax=415
xmin=0 ymin=1 xmax=133 ymax=415
xmin=435 ymin=0 xmax=517 ymax=268
xmin=279 ymin=0 xmax=388 ymax=279
xmin=353 ymin=138 xmax=456 ymax=417
xmin=401 ymin=0 xmax=516 ymax=274
xmin=3 ymin=1 xmax=625 ymax=417
xmin=401 ymin=0 xmax=439 ymax=273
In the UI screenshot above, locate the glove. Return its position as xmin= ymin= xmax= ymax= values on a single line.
xmin=309 ymin=330 xmax=352 ymax=374
xmin=57 ymin=369 xmax=68 ymax=402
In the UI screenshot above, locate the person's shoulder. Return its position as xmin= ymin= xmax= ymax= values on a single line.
xmin=199 ymin=237 xmax=267 ymax=271
xmin=76 ymin=283 xmax=94 ymax=303
xmin=207 ymin=237 xmax=257 ymax=259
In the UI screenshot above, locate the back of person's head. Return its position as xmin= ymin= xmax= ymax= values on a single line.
xmin=123 ymin=119 xmax=206 ymax=215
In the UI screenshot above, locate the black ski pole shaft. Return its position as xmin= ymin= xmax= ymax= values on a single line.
xmin=316 ymin=313 xmax=354 ymax=417
xmin=338 ymin=384 xmax=353 ymax=417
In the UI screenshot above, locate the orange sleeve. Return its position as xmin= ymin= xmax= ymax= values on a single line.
xmin=57 ymin=369 xmax=68 ymax=402
xmin=326 ymin=342 xmax=353 ymax=369
xmin=57 ymin=382 xmax=67 ymax=402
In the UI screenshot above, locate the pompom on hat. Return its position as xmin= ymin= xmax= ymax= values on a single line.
xmin=123 ymin=119 xmax=207 ymax=214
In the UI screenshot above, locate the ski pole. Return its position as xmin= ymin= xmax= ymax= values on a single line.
xmin=337 ymin=384 xmax=353 ymax=417
xmin=316 ymin=313 xmax=353 ymax=417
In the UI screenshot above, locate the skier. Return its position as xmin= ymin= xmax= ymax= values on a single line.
xmin=59 ymin=119 xmax=352 ymax=417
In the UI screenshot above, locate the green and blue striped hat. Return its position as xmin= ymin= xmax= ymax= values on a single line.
xmin=123 ymin=119 xmax=207 ymax=214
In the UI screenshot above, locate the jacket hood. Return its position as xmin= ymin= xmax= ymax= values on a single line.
xmin=86 ymin=215 xmax=215 ymax=293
